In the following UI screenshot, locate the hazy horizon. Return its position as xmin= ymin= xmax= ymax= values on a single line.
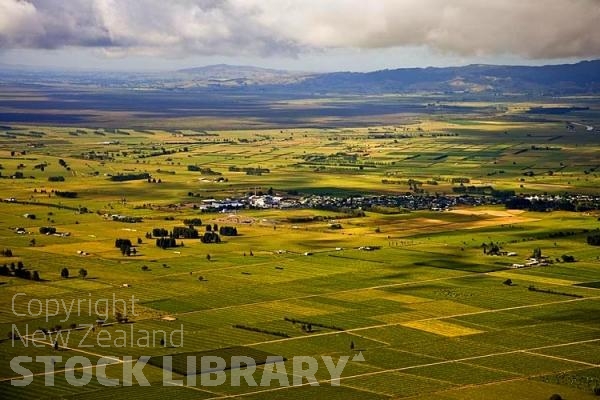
xmin=1 ymin=54 xmax=596 ymax=74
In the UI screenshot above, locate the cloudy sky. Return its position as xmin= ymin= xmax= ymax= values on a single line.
xmin=1 ymin=0 xmax=599 ymax=71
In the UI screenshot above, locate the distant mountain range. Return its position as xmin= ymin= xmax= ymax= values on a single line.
xmin=294 ymin=60 xmax=600 ymax=94
xmin=2 ymin=60 xmax=600 ymax=94
xmin=176 ymin=64 xmax=310 ymax=86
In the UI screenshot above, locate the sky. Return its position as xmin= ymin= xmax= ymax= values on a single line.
xmin=0 ymin=0 xmax=599 ymax=72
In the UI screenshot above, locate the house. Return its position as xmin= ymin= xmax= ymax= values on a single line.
xmin=249 ymin=195 xmax=282 ymax=208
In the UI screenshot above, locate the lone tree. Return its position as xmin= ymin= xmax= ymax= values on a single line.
xmin=206 ymin=254 xmax=211 ymax=261
xmin=78 ymin=268 xmax=88 ymax=279
xmin=60 ymin=268 xmax=69 ymax=279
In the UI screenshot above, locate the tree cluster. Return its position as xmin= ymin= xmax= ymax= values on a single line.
xmin=205 ymin=224 xmax=219 ymax=232
xmin=151 ymin=226 xmax=198 ymax=239
xmin=283 ymin=317 xmax=344 ymax=331
xmin=173 ymin=226 xmax=199 ymax=239
xmin=110 ymin=172 xmax=150 ymax=182
xmin=58 ymin=159 xmax=69 ymax=169
xmin=39 ymin=226 xmax=57 ymax=235
xmin=115 ymin=238 xmax=132 ymax=248
xmin=506 ymin=197 xmax=597 ymax=212
xmin=156 ymin=237 xmax=177 ymax=249
xmin=115 ymin=239 xmax=135 ymax=256
xmin=152 ymin=228 xmax=169 ymax=237
xmin=183 ymin=218 xmax=202 ymax=226
xmin=201 ymin=232 xmax=221 ymax=243
xmin=228 ymin=166 xmax=270 ymax=175
xmin=482 ymin=242 xmax=501 ymax=255
xmin=0 ymin=261 xmax=41 ymax=281
xmin=55 ymin=191 xmax=78 ymax=198
xmin=587 ymin=234 xmax=600 ymax=246
xmin=187 ymin=165 xmax=221 ymax=175
xmin=219 ymin=226 xmax=238 ymax=236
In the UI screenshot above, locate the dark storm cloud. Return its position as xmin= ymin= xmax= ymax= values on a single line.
xmin=0 ymin=0 xmax=599 ymax=59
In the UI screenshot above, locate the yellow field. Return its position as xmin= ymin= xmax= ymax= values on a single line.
xmin=402 ymin=319 xmax=485 ymax=337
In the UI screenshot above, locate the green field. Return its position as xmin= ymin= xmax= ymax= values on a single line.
xmin=0 ymin=106 xmax=599 ymax=399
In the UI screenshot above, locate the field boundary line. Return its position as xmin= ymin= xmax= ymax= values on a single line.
xmin=175 ymin=272 xmax=481 ymax=315
xmin=523 ymin=350 xmax=600 ymax=368
xmin=244 ymin=295 xmax=600 ymax=347
xmin=203 ymin=338 xmax=600 ymax=399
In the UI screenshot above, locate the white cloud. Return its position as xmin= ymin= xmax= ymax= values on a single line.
xmin=0 ymin=0 xmax=599 ymax=60
xmin=262 ymin=0 xmax=600 ymax=59
xmin=0 ymin=0 xmax=42 ymax=47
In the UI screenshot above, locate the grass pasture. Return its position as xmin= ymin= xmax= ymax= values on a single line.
xmin=0 ymin=102 xmax=599 ymax=399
